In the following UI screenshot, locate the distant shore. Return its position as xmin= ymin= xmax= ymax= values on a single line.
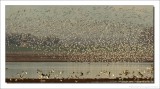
xmin=6 ymin=52 xmax=154 ymax=62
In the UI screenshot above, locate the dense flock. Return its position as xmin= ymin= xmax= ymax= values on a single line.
xmin=6 ymin=6 xmax=154 ymax=82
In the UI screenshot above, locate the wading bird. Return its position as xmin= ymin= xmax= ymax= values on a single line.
xmin=37 ymin=69 xmax=50 ymax=79
xmin=17 ymin=71 xmax=27 ymax=79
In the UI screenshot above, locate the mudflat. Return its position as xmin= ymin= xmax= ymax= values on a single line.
xmin=6 ymin=52 xmax=153 ymax=62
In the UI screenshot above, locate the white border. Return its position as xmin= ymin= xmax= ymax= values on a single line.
xmin=0 ymin=1 xmax=159 ymax=89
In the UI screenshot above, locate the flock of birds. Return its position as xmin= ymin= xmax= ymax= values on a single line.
xmin=8 ymin=64 xmax=153 ymax=83
xmin=6 ymin=6 xmax=153 ymax=63
xmin=6 ymin=6 xmax=153 ymax=83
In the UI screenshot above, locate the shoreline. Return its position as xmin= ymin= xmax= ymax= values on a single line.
xmin=6 ymin=53 xmax=154 ymax=62
xmin=6 ymin=78 xmax=154 ymax=83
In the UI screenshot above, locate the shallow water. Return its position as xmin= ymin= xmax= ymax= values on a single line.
xmin=6 ymin=62 xmax=154 ymax=79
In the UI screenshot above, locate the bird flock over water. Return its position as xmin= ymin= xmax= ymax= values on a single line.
xmin=6 ymin=6 xmax=154 ymax=83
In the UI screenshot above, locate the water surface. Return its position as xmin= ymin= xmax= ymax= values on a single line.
xmin=6 ymin=62 xmax=153 ymax=79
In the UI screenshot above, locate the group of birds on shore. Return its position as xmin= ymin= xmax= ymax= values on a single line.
xmin=10 ymin=64 xmax=153 ymax=83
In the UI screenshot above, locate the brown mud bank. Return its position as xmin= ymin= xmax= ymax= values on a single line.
xmin=6 ymin=78 xmax=154 ymax=83
xmin=6 ymin=52 xmax=153 ymax=62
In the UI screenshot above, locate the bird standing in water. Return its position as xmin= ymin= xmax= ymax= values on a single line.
xmin=37 ymin=69 xmax=50 ymax=79
xmin=17 ymin=71 xmax=27 ymax=79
